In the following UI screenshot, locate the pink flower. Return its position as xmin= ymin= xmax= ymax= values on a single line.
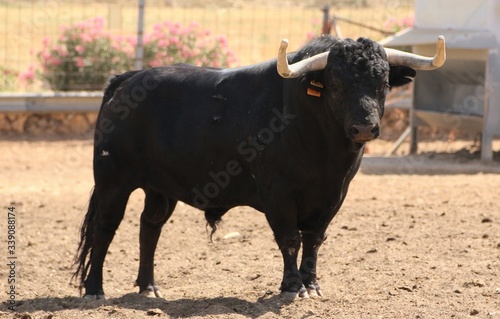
xmin=216 ymin=35 xmax=228 ymax=47
xmin=191 ymin=47 xmax=201 ymax=56
xmin=126 ymin=36 xmax=137 ymax=46
xmin=19 ymin=63 xmax=36 ymax=83
xmin=80 ymin=33 xmax=92 ymax=43
xmin=181 ymin=47 xmax=190 ymax=58
xmin=42 ymin=51 xmax=51 ymax=60
xmin=171 ymin=22 xmax=180 ymax=32
xmin=50 ymin=57 xmax=62 ymax=66
xmin=158 ymin=39 xmax=170 ymax=47
xmin=142 ymin=34 xmax=152 ymax=44
xmin=42 ymin=36 xmax=51 ymax=47
xmin=149 ymin=59 xmax=163 ymax=67
xmin=112 ymin=42 xmax=123 ymax=51
xmin=75 ymin=45 xmax=85 ymax=54
xmin=170 ymin=36 xmax=179 ymax=45
xmin=75 ymin=57 xmax=85 ymax=68
xmin=58 ymin=47 xmax=68 ymax=57
xmin=93 ymin=17 xmax=105 ymax=29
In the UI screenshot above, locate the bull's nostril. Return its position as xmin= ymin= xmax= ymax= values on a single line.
xmin=349 ymin=123 xmax=379 ymax=141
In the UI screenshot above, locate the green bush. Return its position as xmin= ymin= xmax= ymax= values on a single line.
xmin=37 ymin=17 xmax=133 ymax=91
xmin=36 ymin=17 xmax=238 ymax=91
xmin=0 ymin=66 xmax=18 ymax=91
xmin=142 ymin=21 xmax=237 ymax=68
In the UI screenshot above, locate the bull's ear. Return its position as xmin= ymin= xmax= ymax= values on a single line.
xmin=389 ymin=65 xmax=416 ymax=88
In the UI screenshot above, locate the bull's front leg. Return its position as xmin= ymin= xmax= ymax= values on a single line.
xmin=265 ymin=212 xmax=309 ymax=299
xmin=279 ymin=232 xmax=308 ymax=299
xmin=299 ymin=230 xmax=327 ymax=297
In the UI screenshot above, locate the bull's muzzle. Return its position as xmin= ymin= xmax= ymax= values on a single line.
xmin=349 ymin=123 xmax=380 ymax=142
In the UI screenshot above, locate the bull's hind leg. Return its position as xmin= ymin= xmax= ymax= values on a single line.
xmin=135 ymin=189 xmax=176 ymax=298
xmin=83 ymin=187 xmax=131 ymax=299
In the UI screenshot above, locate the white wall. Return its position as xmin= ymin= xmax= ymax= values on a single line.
xmin=415 ymin=0 xmax=496 ymax=31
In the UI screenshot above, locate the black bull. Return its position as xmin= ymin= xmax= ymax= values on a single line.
xmin=74 ymin=35 xmax=441 ymax=299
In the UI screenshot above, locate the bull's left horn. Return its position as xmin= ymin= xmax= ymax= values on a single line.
xmin=277 ymin=39 xmax=329 ymax=78
xmin=385 ymin=35 xmax=446 ymax=70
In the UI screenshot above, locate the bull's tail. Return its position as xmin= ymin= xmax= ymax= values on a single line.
xmin=72 ymin=71 xmax=140 ymax=292
xmin=72 ymin=187 xmax=98 ymax=293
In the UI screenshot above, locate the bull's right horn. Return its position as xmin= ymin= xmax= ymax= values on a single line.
xmin=277 ymin=39 xmax=329 ymax=78
xmin=384 ymin=35 xmax=446 ymax=70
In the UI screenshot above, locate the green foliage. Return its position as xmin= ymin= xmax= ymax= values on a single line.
xmin=36 ymin=17 xmax=238 ymax=91
xmin=38 ymin=17 xmax=133 ymax=91
xmin=0 ymin=66 xmax=18 ymax=91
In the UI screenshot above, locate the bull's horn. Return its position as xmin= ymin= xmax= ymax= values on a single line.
xmin=277 ymin=39 xmax=329 ymax=78
xmin=385 ymin=35 xmax=446 ymax=70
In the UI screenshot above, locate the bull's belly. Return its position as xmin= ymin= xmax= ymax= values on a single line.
xmin=142 ymin=162 xmax=262 ymax=211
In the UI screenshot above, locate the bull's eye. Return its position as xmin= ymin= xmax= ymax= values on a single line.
xmin=380 ymin=81 xmax=390 ymax=93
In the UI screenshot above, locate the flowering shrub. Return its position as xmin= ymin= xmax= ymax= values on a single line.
xmin=384 ymin=16 xmax=414 ymax=34
xmin=0 ymin=66 xmax=18 ymax=91
xmin=19 ymin=63 xmax=36 ymax=86
xmin=36 ymin=17 xmax=237 ymax=91
xmin=37 ymin=17 xmax=133 ymax=91
xmin=142 ymin=21 xmax=237 ymax=68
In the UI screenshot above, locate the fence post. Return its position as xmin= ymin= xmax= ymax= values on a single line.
xmin=135 ymin=0 xmax=145 ymax=70
xmin=321 ymin=6 xmax=331 ymax=35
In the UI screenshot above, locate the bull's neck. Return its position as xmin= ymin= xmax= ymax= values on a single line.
xmin=278 ymin=83 xmax=364 ymax=172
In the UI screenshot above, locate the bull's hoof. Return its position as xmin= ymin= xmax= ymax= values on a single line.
xmin=306 ymin=287 xmax=323 ymax=298
xmin=139 ymin=284 xmax=163 ymax=298
xmin=83 ymin=294 xmax=105 ymax=300
xmin=304 ymin=283 xmax=323 ymax=298
xmin=280 ymin=286 xmax=309 ymax=301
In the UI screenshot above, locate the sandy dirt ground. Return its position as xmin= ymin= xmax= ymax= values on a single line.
xmin=0 ymin=139 xmax=499 ymax=319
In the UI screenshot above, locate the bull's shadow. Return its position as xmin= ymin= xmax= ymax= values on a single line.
xmin=5 ymin=293 xmax=294 ymax=318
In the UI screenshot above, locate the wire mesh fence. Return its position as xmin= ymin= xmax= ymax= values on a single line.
xmin=0 ymin=0 xmax=414 ymax=92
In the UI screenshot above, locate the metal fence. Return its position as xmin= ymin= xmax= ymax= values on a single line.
xmin=0 ymin=0 xmax=414 ymax=92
